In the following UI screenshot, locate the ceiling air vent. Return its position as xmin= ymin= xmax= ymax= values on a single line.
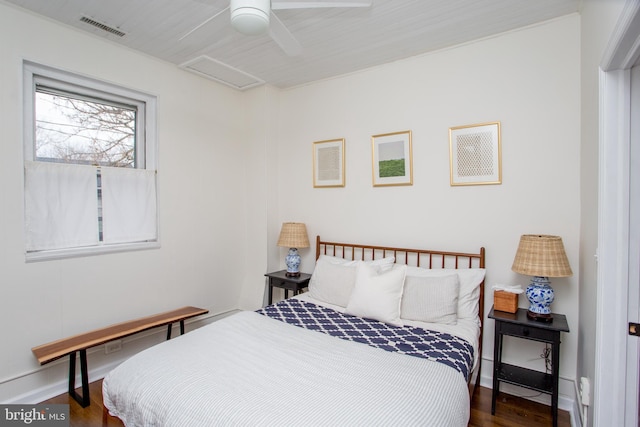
xmin=180 ymin=56 xmax=264 ymax=91
xmin=79 ymin=16 xmax=126 ymax=37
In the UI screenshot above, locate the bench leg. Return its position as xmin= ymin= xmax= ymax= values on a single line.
xmin=166 ymin=321 xmax=187 ymax=340
xmin=69 ymin=349 xmax=90 ymax=408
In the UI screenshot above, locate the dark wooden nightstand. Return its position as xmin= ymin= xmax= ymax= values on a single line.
xmin=264 ymin=270 xmax=312 ymax=305
xmin=488 ymin=306 xmax=569 ymax=427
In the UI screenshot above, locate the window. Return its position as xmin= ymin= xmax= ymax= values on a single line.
xmin=23 ymin=61 xmax=158 ymax=261
xmin=34 ymin=89 xmax=137 ymax=167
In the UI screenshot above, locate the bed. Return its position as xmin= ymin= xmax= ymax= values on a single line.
xmin=102 ymin=236 xmax=486 ymax=426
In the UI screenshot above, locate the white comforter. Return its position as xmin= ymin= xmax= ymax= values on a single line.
xmin=103 ymin=310 xmax=470 ymax=427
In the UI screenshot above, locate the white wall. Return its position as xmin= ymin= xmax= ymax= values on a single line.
xmin=0 ymin=2 xmax=247 ymax=402
xmin=271 ymin=15 xmax=582 ymax=402
xmin=238 ymin=85 xmax=281 ymax=310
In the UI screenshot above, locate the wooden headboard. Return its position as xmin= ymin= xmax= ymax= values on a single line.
xmin=315 ymin=235 xmax=486 ymax=396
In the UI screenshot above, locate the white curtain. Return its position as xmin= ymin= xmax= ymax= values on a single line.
xmin=24 ymin=161 xmax=99 ymax=251
xmin=101 ymin=166 xmax=157 ymax=244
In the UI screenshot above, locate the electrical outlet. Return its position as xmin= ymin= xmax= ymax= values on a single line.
xmin=105 ymin=340 xmax=122 ymax=354
xmin=580 ymin=376 xmax=591 ymax=406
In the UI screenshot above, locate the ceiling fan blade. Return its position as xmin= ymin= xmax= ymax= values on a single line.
xmin=179 ymin=6 xmax=230 ymax=41
xmin=269 ymin=12 xmax=303 ymax=56
xmin=271 ymin=0 xmax=372 ymax=10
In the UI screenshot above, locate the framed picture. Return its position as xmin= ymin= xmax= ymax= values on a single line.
xmin=313 ymin=138 xmax=345 ymax=187
xmin=449 ymin=121 xmax=502 ymax=186
xmin=371 ymin=130 xmax=413 ymax=187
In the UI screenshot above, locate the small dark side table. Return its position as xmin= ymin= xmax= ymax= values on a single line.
xmin=265 ymin=270 xmax=312 ymax=305
xmin=489 ymin=306 xmax=569 ymax=427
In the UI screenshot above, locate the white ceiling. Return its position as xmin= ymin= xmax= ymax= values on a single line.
xmin=4 ymin=0 xmax=581 ymax=90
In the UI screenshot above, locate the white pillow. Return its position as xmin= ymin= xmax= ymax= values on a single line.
xmin=404 ymin=267 xmax=485 ymax=323
xmin=315 ymin=254 xmax=395 ymax=271
xmin=345 ymin=262 xmax=407 ymax=326
xmin=400 ymin=274 xmax=459 ymax=324
xmin=366 ymin=256 xmax=396 ymax=273
xmin=316 ymin=254 xmax=359 ymax=266
xmin=308 ymin=255 xmax=395 ymax=307
xmin=308 ymin=260 xmax=357 ymax=307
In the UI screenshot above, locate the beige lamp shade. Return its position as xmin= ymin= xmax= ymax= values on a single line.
xmin=512 ymin=234 xmax=572 ymax=277
xmin=277 ymin=223 xmax=310 ymax=248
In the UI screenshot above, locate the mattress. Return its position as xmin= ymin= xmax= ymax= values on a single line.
xmin=103 ymin=300 xmax=472 ymax=426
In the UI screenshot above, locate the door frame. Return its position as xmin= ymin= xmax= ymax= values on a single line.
xmin=595 ymin=2 xmax=640 ymax=425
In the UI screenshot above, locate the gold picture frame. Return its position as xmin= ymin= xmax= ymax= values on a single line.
xmin=313 ymin=138 xmax=345 ymax=187
xmin=371 ymin=130 xmax=413 ymax=187
xmin=449 ymin=121 xmax=502 ymax=186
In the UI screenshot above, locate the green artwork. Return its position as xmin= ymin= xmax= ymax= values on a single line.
xmin=378 ymin=140 xmax=405 ymax=177
xmin=379 ymin=159 xmax=405 ymax=177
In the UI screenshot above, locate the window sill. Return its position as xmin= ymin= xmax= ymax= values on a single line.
xmin=25 ymin=241 xmax=161 ymax=262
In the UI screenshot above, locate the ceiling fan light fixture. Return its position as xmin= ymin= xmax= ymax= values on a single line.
xmin=230 ymin=0 xmax=270 ymax=36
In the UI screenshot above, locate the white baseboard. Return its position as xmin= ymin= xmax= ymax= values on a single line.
xmin=2 ymin=309 xmax=238 ymax=405
xmin=7 ymin=360 xmax=125 ymax=406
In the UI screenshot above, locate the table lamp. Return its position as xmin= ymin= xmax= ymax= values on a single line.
xmin=511 ymin=234 xmax=572 ymax=322
xmin=277 ymin=222 xmax=310 ymax=277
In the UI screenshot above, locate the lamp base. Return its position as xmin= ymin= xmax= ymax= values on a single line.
xmin=525 ymin=276 xmax=555 ymax=322
xmin=526 ymin=310 xmax=553 ymax=323
xmin=284 ymin=248 xmax=301 ymax=277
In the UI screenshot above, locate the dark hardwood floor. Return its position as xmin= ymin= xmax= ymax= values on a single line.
xmin=469 ymin=386 xmax=571 ymax=427
xmin=41 ymin=380 xmax=571 ymax=426
xmin=41 ymin=380 xmax=124 ymax=427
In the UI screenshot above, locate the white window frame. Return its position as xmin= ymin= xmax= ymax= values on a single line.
xmin=23 ymin=61 xmax=159 ymax=261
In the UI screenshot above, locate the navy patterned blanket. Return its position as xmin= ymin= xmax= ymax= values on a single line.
xmin=257 ymin=299 xmax=474 ymax=381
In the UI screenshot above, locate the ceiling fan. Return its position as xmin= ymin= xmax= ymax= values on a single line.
xmin=181 ymin=0 xmax=373 ymax=57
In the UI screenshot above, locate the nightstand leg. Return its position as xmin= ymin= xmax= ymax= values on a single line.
xmin=491 ymin=329 xmax=503 ymax=415
xmin=551 ymin=341 xmax=561 ymax=427
xmin=268 ymin=282 xmax=273 ymax=305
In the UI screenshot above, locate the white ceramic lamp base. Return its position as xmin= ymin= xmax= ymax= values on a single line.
xmin=525 ymin=276 xmax=554 ymax=322
xmin=285 ymin=248 xmax=301 ymax=277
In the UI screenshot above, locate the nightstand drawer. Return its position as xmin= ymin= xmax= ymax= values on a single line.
xmin=499 ymin=321 xmax=556 ymax=342
xmin=269 ymin=278 xmax=300 ymax=291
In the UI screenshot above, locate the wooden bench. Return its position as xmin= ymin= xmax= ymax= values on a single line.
xmin=32 ymin=306 xmax=209 ymax=407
